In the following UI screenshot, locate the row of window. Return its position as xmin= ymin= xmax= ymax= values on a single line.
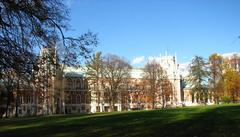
xmin=19 ymin=96 xmax=33 ymax=104
xmin=65 ymin=78 xmax=88 ymax=90
xmin=65 ymin=106 xmax=90 ymax=113
xmin=65 ymin=94 xmax=90 ymax=104
xmin=97 ymin=106 xmax=118 ymax=112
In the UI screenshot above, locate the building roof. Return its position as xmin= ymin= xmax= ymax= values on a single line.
xmin=64 ymin=67 xmax=86 ymax=77
xmin=64 ymin=67 xmax=145 ymax=78
xmin=130 ymin=68 xmax=144 ymax=79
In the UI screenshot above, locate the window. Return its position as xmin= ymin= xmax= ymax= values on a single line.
xmin=20 ymin=96 xmax=23 ymax=104
xmin=66 ymin=95 xmax=71 ymax=104
xmin=81 ymin=105 xmax=85 ymax=110
xmin=81 ymin=94 xmax=85 ymax=103
xmin=19 ymin=109 xmax=22 ymax=114
xmin=86 ymin=108 xmax=90 ymax=112
xmin=72 ymin=95 xmax=76 ymax=104
xmin=72 ymin=106 xmax=76 ymax=111
xmin=86 ymin=94 xmax=90 ymax=104
xmin=96 ymin=106 xmax=100 ymax=112
xmin=76 ymin=79 xmax=81 ymax=89
xmin=114 ymin=106 xmax=118 ymax=111
xmin=66 ymin=78 xmax=72 ymax=89
xmin=80 ymin=79 xmax=83 ymax=89
xmin=104 ymin=106 xmax=109 ymax=112
xmin=27 ymin=109 xmax=30 ymax=115
xmin=84 ymin=80 xmax=88 ymax=89
xmin=26 ymin=96 xmax=31 ymax=104
xmin=76 ymin=95 xmax=81 ymax=104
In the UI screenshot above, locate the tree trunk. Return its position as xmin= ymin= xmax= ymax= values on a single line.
xmin=152 ymin=96 xmax=155 ymax=110
xmin=15 ymin=78 xmax=20 ymax=117
xmin=5 ymin=89 xmax=11 ymax=118
xmin=34 ymin=87 xmax=37 ymax=116
xmin=110 ymin=96 xmax=114 ymax=112
xmin=5 ymin=96 xmax=9 ymax=118
xmin=60 ymin=73 xmax=65 ymax=114
xmin=162 ymin=94 xmax=165 ymax=109
xmin=15 ymin=93 xmax=19 ymax=117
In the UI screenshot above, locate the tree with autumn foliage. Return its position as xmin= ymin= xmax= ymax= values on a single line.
xmin=209 ymin=53 xmax=224 ymax=104
xmin=143 ymin=60 xmax=170 ymax=109
xmin=161 ymin=79 xmax=173 ymax=108
xmin=223 ymin=68 xmax=240 ymax=102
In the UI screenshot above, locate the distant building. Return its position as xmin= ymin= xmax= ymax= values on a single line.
xmin=183 ymin=53 xmax=240 ymax=106
xmin=87 ymin=53 xmax=183 ymax=113
xmin=1 ymin=48 xmax=204 ymax=116
xmin=63 ymin=68 xmax=91 ymax=113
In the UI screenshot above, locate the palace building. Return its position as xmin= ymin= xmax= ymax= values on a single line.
xmin=65 ymin=53 xmax=184 ymax=113
xmin=0 ymin=48 xmax=188 ymax=116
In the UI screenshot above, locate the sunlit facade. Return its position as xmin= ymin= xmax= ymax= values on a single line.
xmin=0 ymin=49 xmax=186 ymax=116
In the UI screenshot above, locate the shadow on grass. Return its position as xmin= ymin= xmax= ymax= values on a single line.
xmin=0 ymin=105 xmax=240 ymax=137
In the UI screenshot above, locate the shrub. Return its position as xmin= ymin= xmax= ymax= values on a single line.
xmin=221 ymin=96 xmax=231 ymax=104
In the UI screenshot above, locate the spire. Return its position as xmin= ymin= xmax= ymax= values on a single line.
xmin=175 ymin=52 xmax=177 ymax=64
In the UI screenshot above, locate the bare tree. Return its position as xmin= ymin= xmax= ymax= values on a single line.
xmin=143 ymin=60 xmax=168 ymax=109
xmin=1 ymin=69 xmax=15 ymax=118
xmin=0 ymin=50 xmax=35 ymax=117
xmin=101 ymin=54 xmax=132 ymax=112
xmin=0 ymin=0 xmax=97 ymax=72
xmin=120 ymin=77 xmax=131 ymax=111
xmin=14 ymin=51 xmax=35 ymax=117
xmin=0 ymin=0 xmax=98 ymax=116
xmin=86 ymin=52 xmax=104 ymax=112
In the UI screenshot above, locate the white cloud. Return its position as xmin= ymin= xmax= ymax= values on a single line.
xmin=179 ymin=62 xmax=191 ymax=77
xmin=221 ymin=52 xmax=240 ymax=58
xmin=148 ymin=56 xmax=161 ymax=62
xmin=132 ymin=56 xmax=145 ymax=64
xmin=179 ymin=62 xmax=190 ymax=70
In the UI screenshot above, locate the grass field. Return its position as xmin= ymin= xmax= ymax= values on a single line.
xmin=0 ymin=104 xmax=240 ymax=137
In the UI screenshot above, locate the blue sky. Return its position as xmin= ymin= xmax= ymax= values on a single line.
xmin=65 ymin=0 xmax=240 ymax=67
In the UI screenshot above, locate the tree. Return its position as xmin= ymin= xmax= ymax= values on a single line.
xmin=120 ymin=75 xmax=132 ymax=111
xmin=33 ymin=47 xmax=58 ymax=115
xmin=161 ymin=79 xmax=173 ymax=108
xmin=14 ymin=51 xmax=35 ymax=117
xmin=1 ymin=69 xmax=15 ymax=118
xmin=101 ymin=54 xmax=132 ymax=112
xmin=86 ymin=52 xmax=104 ymax=112
xmin=209 ymin=53 xmax=224 ymax=104
xmin=223 ymin=68 xmax=240 ymax=102
xmin=0 ymin=0 xmax=58 ymax=74
xmin=0 ymin=50 xmax=35 ymax=117
xmin=143 ymin=60 xmax=168 ymax=109
xmin=0 ymin=0 xmax=97 ymax=73
xmin=188 ymin=56 xmax=209 ymax=104
xmin=0 ymin=83 xmax=6 ymax=118
xmin=0 ymin=0 xmax=98 ymax=116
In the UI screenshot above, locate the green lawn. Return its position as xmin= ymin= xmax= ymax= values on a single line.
xmin=1 ymin=104 xmax=240 ymax=137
